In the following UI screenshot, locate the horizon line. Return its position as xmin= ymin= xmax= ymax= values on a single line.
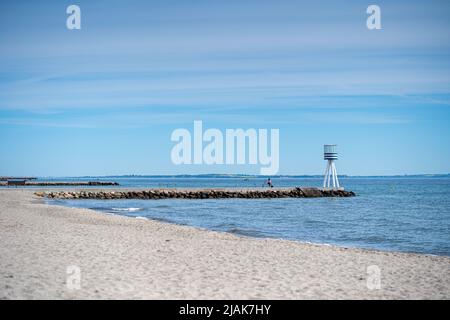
xmin=2 ymin=173 xmax=449 ymax=179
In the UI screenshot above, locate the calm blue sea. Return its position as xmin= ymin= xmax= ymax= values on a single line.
xmin=41 ymin=177 xmax=450 ymax=256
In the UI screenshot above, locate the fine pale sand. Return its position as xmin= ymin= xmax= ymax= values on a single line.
xmin=0 ymin=189 xmax=449 ymax=299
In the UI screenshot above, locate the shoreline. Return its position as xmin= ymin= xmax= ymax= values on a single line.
xmin=45 ymin=197 xmax=448 ymax=259
xmin=1 ymin=189 xmax=449 ymax=299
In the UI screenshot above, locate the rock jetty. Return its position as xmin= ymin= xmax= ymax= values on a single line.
xmin=35 ymin=188 xmax=355 ymax=200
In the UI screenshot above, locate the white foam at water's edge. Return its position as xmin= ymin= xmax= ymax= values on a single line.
xmin=111 ymin=207 xmax=143 ymax=212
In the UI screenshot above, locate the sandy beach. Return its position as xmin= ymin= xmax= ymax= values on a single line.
xmin=0 ymin=189 xmax=449 ymax=299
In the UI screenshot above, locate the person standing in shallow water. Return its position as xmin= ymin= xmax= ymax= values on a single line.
xmin=266 ymin=178 xmax=273 ymax=188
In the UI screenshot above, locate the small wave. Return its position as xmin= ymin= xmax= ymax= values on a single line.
xmin=100 ymin=211 xmax=116 ymax=215
xmin=89 ymin=207 xmax=114 ymax=212
xmin=111 ymin=207 xmax=143 ymax=212
xmin=154 ymin=205 xmax=171 ymax=209
xmin=135 ymin=216 xmax=148 ymax=220
xmin=227 ymin=227 xmax=266 ymax=238
xmin=214 ymin=222 xmax=238 ymax=229
xmin=148 ymin=216 xmax=172 ymax=223
xmin=303 ymin=219 xmax=329 ymax=226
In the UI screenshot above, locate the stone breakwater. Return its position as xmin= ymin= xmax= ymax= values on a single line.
xmin=35 ymin=188 xmax=355 ymax=200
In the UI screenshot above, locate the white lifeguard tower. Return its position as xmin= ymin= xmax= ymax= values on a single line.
xmin=323 ymin=144 xmax=342 ymax=190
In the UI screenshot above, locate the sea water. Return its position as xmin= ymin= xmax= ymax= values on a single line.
xmin=45 ymin=177 xmax=450 ymax=256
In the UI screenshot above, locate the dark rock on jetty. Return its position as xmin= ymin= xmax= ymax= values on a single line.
xmin=22 ymin=181 xmax=119 ymax=186
xmin=35 ymin=188 xmax=355 ymax=200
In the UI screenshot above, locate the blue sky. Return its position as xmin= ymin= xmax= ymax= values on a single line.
xmin=0 ymin=0 xmax=449 ymax=176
